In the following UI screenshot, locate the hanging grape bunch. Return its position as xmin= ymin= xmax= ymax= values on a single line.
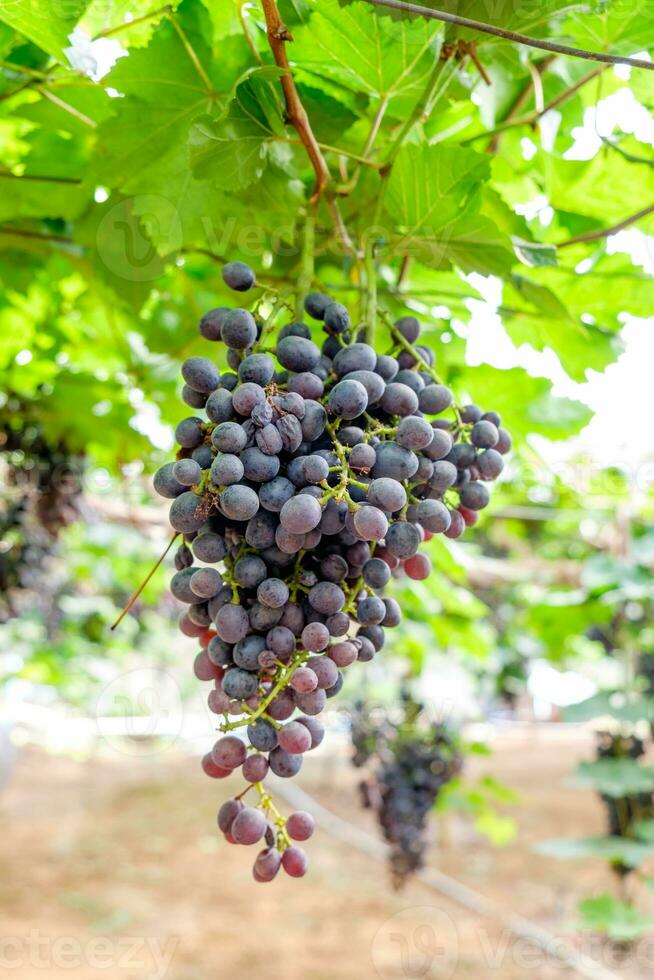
xmin=153 ymin=260 xmax=510 ymax=882
xmin=352 ymin=698 xmax=462 ymax=888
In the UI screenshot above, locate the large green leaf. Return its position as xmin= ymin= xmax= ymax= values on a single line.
xmin=0 ymin=0 xmax=88 ymax=60
xmin=574 ymin=759 xmax=654 ymax=798
xmin=293 ymin=0 xmax=442 ymax=116
xmin=384 ymin=145 xmax=515 ymax=275
xmin=537 ymin=836 xmax=654 ymax=867
xmin=578 ymin=895 xmax=654 ymax=941
xmin=189 ymin=72 xmax=290 ymax=190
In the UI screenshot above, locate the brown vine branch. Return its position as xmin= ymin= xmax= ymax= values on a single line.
xmin=260 ymin=0 xmax=331 ymax=201
xmin=110 ymin=532 xmax=179 ymax=630
xmin=0 ymin=170 xmax=82 ymax=184
xmin=361 ymin=0 xmax=654 ymax=71
xmin=557 ymin=203 xmax=654 ymax=248
xmin=475 ymin=64 xmax=607 ymax=147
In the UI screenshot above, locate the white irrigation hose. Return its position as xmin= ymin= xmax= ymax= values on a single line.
xmin=269 ymin=776 xmax=622 ymax=980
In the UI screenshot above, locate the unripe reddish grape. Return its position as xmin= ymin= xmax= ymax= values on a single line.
xmin=282 ymin=845 xmax=308 ymax=877
xmin=286 ymin=811 xmax=315 ymax=841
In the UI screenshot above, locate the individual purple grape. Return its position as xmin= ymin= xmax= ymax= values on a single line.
xmin=288 ymin=372 xmax=324 ymax=399
xmin=212 ymin=422 xmax=248 ymax=454
xmin=173 ymin=458 xmax=202 ymax=486
xmin=222 ymin=667 xmax=258 ymax=699
xmin=304 ymin=292 xmax=331 ymax=320
xmin=234 ymin=634 xmax=266 ymax=670
xmin=242 ymin=753 xmax=270 ymax=782
xmin=211 ymin=454 xmax=245 ymax=486
xmin=301 ymin=622 xmax=330 ymax=653
xmin=199 ymin=306 xmax=228 ymax=341
xmin=349 ymin=443 xmax=376 ymax=472
xmin=323 ymin=302 xmax=350 ymax=334
xmin=277 ymin=336 xmax=321 ymax=372
xmin=416 ymin=498 xmax=451 ymax=533
xmin=181 ymin=357 xmax=220 ymax=394
xmin=232 ymin=807 xmax=267 ymax=844
xmin=267 ymin=626 xmax=296 ymax=657
xmin=219 ymin=484 xmax=259 ymax=521
xmin=282 ymin=846 xmax=308 ymax=877
xmin=395 ymin=315 xmax=421 ymax=342
xmin=460 ymin=404 xmax=483 ymax=423
xmin=222 ymin=261 xmax=256 ymax=292
xmin=293 ymin=688 xmax=327 ymax=716
xmin=232 ymin=382 xmax=265 ymax=417
xmin=333 ymin=343 xmax=376 ymax=376
xmin=496 ymin=428 xmax=512 ymax=454
xmin=381 ymin=383 xmax=419 ymax=416
xmin=221 ymin=309 xmax=258 ymax=349
xmin=300 ymin=400 xmax=327 ymax=442
xmin=169 ymin=492 xmax=206 ymax=533
xmin=328 ymin=379 xmax=368 ymax=420
xmin=192 ymin=532 xmax=227 ymax=564
xmin=253 ymin=847 xmax=282 ymax=882
xmin=308 ymin=582 xmax=345 ymax=615
xmin=247 ymin=718 xmax=278 ymax=751
xmin=175 ymin=417 xmax=205 ymax=449
xmin=208 ymin=688 xmax=231 ymax=714
xmin=205 ymin=388 xmax=233 ymax=423
xmin=419 ymin=383 xmax=453 ymax=414
xmin=459 ymin=481 xmax=490 ymax=510
xmin=363 ymin=557 xmax=391 ymax=589
xmin=475 ymin=447 xmax=504 ymax=481
xmin=290 ymin=667 xmax=318 ymax=694
xmin=218 ymin=798 xmax=244 ymax=833
xmin=396 ymin=416 xmax=434 ymax=450
xmin=343 ymin=370 xmax=385 ymax=404
xmin=307 ymin=655 xmax=339 ymax=690
xmin=297 ymin=715 xmax=324 ymax=748
xmin=256 ymin=424 xmax=284 ymax=456
xmin=367 ymin=477 xmax=407 ymax=512
xmin=286 ymin=811 xmax=315 ymax=841
xmin=212 ymin=735 xmax=246 ymax=770
xmin=353 ymin=506 xmax=388 ymax=542
xmin=385 ymin=521 xmax=422 ymax=559
xmin=280 ymin=494 xmax=322 ymax=534
xmin=203 ymin=754 xmax=231 ymax=779
xmin=382 ymin=597 xmax=402 ymax=627
xmin=215 ymin=604 xmax=250 ymax=643
xmin=471 ymin=419 xmax=499 ymax=448
xmin=372 ymin=443 xmax=419 ymax=481
xmin=154 ymin=462 xmax=185 ymax=499
xmin=278 ymin=721 xmax=312 ymax=754
xmin=356 ymin=595 xmax=386 ymax=626
xmin=257 ymin=578 xmax=290 ymax=609
xmin=190 ymin=567 xmax=223 ymax=598
xmin=267 ymin=693 xmax=295 ymax=721
xmin=269 ymin=747 xmax=303 ymax=778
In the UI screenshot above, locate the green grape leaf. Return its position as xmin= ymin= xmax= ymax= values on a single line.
xmin=0 ymin=0 xmax=88 ymax=60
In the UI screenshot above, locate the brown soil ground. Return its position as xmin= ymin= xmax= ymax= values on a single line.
xmin=1 ymin=726 xmax=653 ymax=980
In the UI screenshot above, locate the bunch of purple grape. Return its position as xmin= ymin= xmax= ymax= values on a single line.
xmin=352 ymin=698 xmax=462 ymax=888
xmin=153 ymin=260 xmax=510 ymax=882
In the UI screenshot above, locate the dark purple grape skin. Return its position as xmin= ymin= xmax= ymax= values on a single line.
xmin=221 ymin=309 xmax=258 ymax=349
xmin=181 ymin=357 xmax=220 ymax=394
xmin=222 ymin=261 xmax=256 ymax=292
xmin=154 ymin=462 xmax=185 ymax=499
xmin=328 ymin=379 xmax=368 ymax=420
